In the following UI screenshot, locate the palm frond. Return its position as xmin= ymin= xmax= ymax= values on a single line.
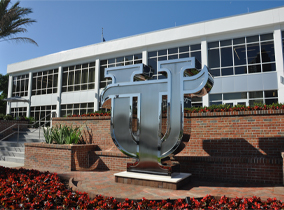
xmin=3 ymin=36 xmax=38 ymax=46
xmin=0 ymin=0 xmax=37 ymax=46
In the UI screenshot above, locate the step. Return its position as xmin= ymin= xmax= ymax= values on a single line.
xmin=0 ymin=146 xmax=25 ymax=152
xmin=0 ymin=156 xmax=24 ymax=164
xmin=0 ymin=161 xmax=24 ymax=168
xmin=0 ymin=151 xmax=24 ymax=158
xmin=18 ymin=131 xmax=44 ymax=136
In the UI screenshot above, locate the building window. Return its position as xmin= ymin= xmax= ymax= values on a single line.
xmin=11 ymin=107 xmax=27 ymax=117
xmin=209 ymin=90 xmax=278 ymax=105
xmin=184 ymin=96 xmax=202 ymax=108
xmin=30 ymin=105 xmax=56 ymax=122
xmin=60 ymin=102 xmax=94 ymax=117
xmin=282 ymin=31 xmax=284 ymax=58
xmin=100 ymin=54 xmax=142 ymax=88
xmin=208 ymin=33 xmax=275 ymax=77
xmin=148 ymin=44 xmax=201 ymax=79
xmin=32 ymin=69 xmax=58 ymax=95
xmin=12 ymin=74 xmax=29 ymax=97
xmin=62 ymin=62 xmax=95 ymax=92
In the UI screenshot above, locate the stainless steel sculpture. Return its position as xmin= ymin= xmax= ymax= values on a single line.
xmin=101 ymin=58 xmax=214 ymax=176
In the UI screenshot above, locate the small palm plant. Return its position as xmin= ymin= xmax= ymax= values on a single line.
xmin=52 ymin=125 xmax=65 ymax=144
xmin=64 ymin=126 xmax=82 ymax=144
xmin=43 ymin=127 xmax=53 ymax=144
xmin=44 ymin=125 xmax=82 ymax=144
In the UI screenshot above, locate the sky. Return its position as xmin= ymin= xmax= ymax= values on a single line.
xmin=1 ymin=0 xmax=284 ymax=75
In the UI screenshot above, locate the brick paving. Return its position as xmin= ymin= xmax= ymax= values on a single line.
xmin=57 ymin=170 xmax=284 ymax=201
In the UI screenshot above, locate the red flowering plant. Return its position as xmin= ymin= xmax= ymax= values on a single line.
xmin=0 ymin=166 xmax=284 ymax=209
xmin=67 ymin=109 xmax=111 ymax=118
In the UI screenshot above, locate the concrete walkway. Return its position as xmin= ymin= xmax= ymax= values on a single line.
xmin=57 ymin=171 xmax=284 ymax=201
xmin=0 ymin=161 xmax=24 ymax=168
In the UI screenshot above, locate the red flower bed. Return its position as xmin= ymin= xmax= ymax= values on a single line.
xmin=0 ymin=166 xmax=283 ymax=209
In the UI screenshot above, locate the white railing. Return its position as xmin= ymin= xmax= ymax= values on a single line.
xmin=0 ymin=111 xmax=56 ymax=143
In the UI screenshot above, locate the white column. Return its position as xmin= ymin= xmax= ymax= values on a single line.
xmin=26 ymin=72 xmax=32 ymax=117
xmin=201 ymin=38 xmax=209 ymax=107
xmin=142 ymin=50 xmax=148 ymax=65
xmin=56 ymin=66 xmax=62 ymax=117
xmin=273 ymin=27 xmax=284 ymax=104
xmin=6 ymin=75 xmax=13 ymax=114
xmin=94 ymin=59 xmax=100 ymax=111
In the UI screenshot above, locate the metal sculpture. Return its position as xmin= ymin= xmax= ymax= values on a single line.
xmin=101 ymin=58 xmax=214 ymax=176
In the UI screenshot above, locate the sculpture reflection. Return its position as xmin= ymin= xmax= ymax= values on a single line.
xmin=101 ymin=58 xmax=214 ymax=176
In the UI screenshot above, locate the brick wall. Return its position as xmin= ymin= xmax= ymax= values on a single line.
xmin=25 ymin=143 xmax=97 ymax=172
xmin=52 ymin=116 xmax=113 ymax=151
xmin=0 ymin=120 xmax=28 ymax=140
xmin=89 ymin=151 xmax=135 ymax=171
xmin=52 ymin=110 xmax=284 ymax=184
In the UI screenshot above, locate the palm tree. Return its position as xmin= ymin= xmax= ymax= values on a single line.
xmin=0 ymin=0 xmax=37 ymax=45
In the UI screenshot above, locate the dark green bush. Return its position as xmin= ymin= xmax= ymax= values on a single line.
xmin=3 ymin=115 xmax=13 ymax=120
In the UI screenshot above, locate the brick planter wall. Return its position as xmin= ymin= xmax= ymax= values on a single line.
xmin=51 ymin=110 xmax=284 ymax=184
xmin=25 ymin=143 xmax=97 ymax=172
xmin=0 ymin=120 xmax=28 ymax=140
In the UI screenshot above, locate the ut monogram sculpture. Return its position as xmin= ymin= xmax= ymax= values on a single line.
xmin=101 ymin=58 xmax=214 ymax=176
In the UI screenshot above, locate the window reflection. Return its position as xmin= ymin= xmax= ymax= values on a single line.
xmin=233 ymin=45 xmax=246 ymax=65
xmin=221 ymin=47 xmax=233 ymax=67
xmin=221 ymin=67 xmax=233 ymax=76
xmin=261 ymin=42 xmax=275 ymax=62
xmin=100 ymin=54 xmax=142 ymax=88
xmin=210 ymin=90 xmax=278 ymax=106
xmin=208 ymin=33 xmax=275 ymax=77
xmin=148 ymin=44 xmax=201 ymax=80
xmin=247 ymin=43 xmax=260 ymax=64
xmin=208 ymin=49 xmax=220 ymax=68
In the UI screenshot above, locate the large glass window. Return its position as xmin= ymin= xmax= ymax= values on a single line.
xmin=100 ymin=54 xmax=142 ymax=88
xmin=30 ymin=105 xmax=56 ymax=123
xmin=282 ymin=31 xmax=284 ymax=59
xmin=148 ymin=44 xmax=201 ymax=79
xmin=32 ymin=69 xmax=58 ymax=95
xmin=12 ymin=74 xmax=29 ymax=97
xmin=208 ymin=33 xmax=275 ymax=77
xmin=60 ymin=102 xmax=94 ymax=116
xmin=62 ymin=62 xmax=95 ymax=92
xmin=11 ymin=107 xmax=27 ymax=117
xmin=209 ymin=90 xmax=278 ymax=105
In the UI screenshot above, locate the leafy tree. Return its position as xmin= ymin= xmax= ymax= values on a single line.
xmin=0 ymin=0 xmax=37 ymax=45
xmin=0 ymin=74 xmax=8 ymax=114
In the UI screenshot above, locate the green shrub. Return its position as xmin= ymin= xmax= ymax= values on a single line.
xmin=0 ymin=114 xmax=4 ymax=120
xmin=3 ymin=115 xmax=13 ymax=120
xmin=25 ymin=116 xmax=35 ymax=124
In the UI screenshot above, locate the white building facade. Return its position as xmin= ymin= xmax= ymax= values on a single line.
xmin=6 ymin=7 xmax=284 ymax=120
